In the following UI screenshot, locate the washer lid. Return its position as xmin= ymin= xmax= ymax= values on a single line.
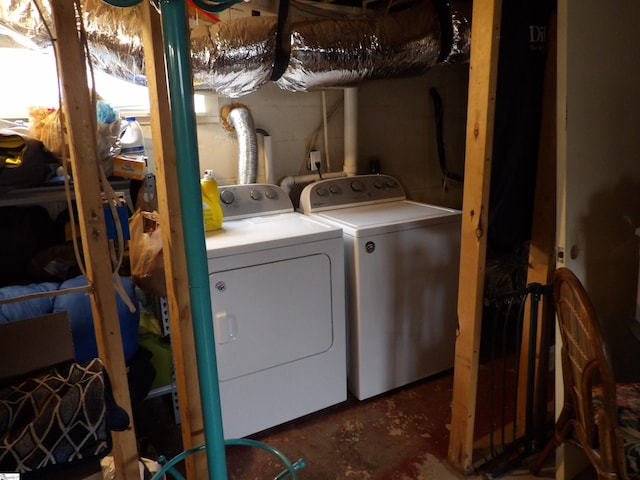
xmin=313 ymin=200 xmax=461 ymax=236
xmin=205 ymin=212 xmax=342 ymax=257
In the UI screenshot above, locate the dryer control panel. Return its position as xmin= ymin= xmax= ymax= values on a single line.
xmin=217 ymin=184 xmax=294 ymax=220
xmin=299 ymin=174 xmax=406 ymax=213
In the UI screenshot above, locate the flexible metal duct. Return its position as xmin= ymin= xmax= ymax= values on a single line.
xmin=276 ymin=2 xmax=442 ymax=93
xmin=0 ymin=0 xmax=470 ymax=97
xmin=220 ymin=103 xmax=258 ymax=184
xmin=191 ymin=17 xmax=277 ymax=98
xmin=193 ymin=1 xmax=471 ymax=97
xmin=0 ymin=1 xmax=147 ymax=84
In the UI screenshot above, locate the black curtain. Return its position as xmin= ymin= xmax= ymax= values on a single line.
xmin=488 ymin=0 xmax=555 ymax=252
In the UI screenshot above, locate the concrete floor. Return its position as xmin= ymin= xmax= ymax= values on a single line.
xmin=133 ymin=367 xmax=570 ymax=479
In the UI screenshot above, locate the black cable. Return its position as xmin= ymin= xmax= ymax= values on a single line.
xmin=271 ymin=0 xmax=292 ymax=81
xmin=429 ymin=87 xmax=464 ymax=183
xmin=432 ymin=0 xmax=454 ymax=63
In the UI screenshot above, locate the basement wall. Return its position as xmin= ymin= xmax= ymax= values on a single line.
xmin=140 ymin=63 xmax=468 ymax=210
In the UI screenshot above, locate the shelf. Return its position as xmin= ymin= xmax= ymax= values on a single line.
xmin=0 ymin=179 xmax=133 ymax=209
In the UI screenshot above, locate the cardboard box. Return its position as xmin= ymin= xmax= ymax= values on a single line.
xmin=0 ymin=311 xmax=74 ymax=381
xmin=113 ymin=155 xmax=146 ymax=180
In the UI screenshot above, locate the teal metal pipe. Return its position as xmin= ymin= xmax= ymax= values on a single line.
xmin=157 ymin=1 xmax=228 ymax=478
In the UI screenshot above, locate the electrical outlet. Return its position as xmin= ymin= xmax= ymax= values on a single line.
xmin=309 ymin=150 xmax=322 ymax=171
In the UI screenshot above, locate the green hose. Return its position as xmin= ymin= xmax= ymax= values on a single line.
xmin=152 ymin=440 xmax=306 ymax=480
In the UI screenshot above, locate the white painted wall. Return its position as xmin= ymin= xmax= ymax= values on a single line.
xmin=556 ymin=1 xmax=640 ymax=478
xmin=144 ymin=63 xmax=469 ymax=210
xmin=558 ymin=0 xmax=640 ymax=381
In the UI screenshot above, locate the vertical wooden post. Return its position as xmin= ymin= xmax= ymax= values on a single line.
xmin=448 ymin=0 xmax=502 ymax=473
xmin=138 ymin=2 xmax=208 ymax=478
xmin=50 ymin=2 xmax=139 ymax=479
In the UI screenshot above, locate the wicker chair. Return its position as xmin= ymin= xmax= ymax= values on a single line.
xmin=531 ymin=267 xmax=640 ymax=479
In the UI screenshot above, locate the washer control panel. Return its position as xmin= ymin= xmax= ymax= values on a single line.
xmin=217 ymin=184 xmax=294 ymax=219
xmin=299 ymin=174 xmax=406 ymax=213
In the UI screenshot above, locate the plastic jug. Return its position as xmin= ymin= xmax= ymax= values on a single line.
xmin=120 ymin=116 xmax=145 ymax=156
xmin=201 ymin=170 xmax=223 ymax=231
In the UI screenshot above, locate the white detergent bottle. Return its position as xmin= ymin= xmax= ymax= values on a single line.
xmin=120 ymin=116 xmax=145 ymax=156
xmin=201 ymin=170 xmax=223 ymax=231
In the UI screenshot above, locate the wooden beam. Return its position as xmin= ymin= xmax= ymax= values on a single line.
xmin=50 ymin=2 xmax=139 ymax=479
xmin=448 ymin=0 xmax=502 ymax=473
xmin=138 ymin=2 xmax=207 ymax=478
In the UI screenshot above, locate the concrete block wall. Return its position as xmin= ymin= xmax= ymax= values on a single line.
xmin=141 ymin=64 xmax=469 ymax=210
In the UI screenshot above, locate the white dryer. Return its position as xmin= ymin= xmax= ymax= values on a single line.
xmin=299 ymin=174 xmax=461 ymax=400
xmin=205 ymin=183 xmax=346 ymax=438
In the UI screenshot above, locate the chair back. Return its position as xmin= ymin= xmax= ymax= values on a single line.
xmin=553 ymin=267 xmax=627 ymax=476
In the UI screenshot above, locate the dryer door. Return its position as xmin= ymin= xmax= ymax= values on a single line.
xmin=210 ymin=253 xmax=334 ymax=382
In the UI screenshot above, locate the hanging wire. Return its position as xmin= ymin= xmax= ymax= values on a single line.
xmin=191 ymin=0 xmax=245 ymax=14
xmin=300 ymin=95 xmax=342 ymax=174
xmin=32 ymin=0 xmax=89 ymax=282
xmin=31 ymin=0 xmax=135 ymax=311
xmin=101 ymin=0 xmax=144 ymax=6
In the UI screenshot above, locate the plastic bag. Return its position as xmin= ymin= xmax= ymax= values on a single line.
xmin=101 ymin=455 xmax=166 ymax=480
xmin=28 ymin=102 xmax=121 ymax=176
xmin=128 ymin=210 xmax=166 ymax=297
xmin=28 ymin=106 xmax=64 ymax=156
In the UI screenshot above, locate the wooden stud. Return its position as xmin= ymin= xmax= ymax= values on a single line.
xmin=139 ymin=2 xmax=208 ymax=478
xmin=448 ymin=0 xmax=502 ymax=472
xmin=50 ymin=2 xmax=139 ymax=479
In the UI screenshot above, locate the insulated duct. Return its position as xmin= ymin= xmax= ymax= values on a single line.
xmin=0 ymin=1 xmax=147 ymax=85
xmin=192 ymin=0 xmax=471 ymax=97
xmin=276 ymin=2 xmax=442 ymax=93
xmin=0 ymin=0 xmax=470 ymax=97
xmin=220 ymin=103 xmax=258 ymax=184
xmin=191 ymin=17 xmax=277 ymax=98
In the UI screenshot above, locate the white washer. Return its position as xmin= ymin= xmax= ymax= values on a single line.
xmin=299 ymin=174 xmax=461 ymax=400
xmin=205 ymin=183 xmax=346 ymax=438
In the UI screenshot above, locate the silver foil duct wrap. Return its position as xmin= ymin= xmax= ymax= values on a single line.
xmin=223 ymin=105 xmax=258 ymax=184
xmin=275 ymin=2 xmax=442 ymax=92
xmin=82 ymin=5 xmax=146 ymax=85
xmin=445 ymin=0 xmax=472 ymax=64
xmin=0 ymin=0 xmax=146 ymax=85
xmin=0 ymin=0 xmax=471 ymax=97
xmin=191 ymin=18 xmax=277 ymax=97
xmin=0 ymin=1 xmax=51 ymax=47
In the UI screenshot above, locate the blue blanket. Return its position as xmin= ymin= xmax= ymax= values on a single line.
xmin=0 ymin=276 xmax=139 ymax=363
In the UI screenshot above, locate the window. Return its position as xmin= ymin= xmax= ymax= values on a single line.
xmin=0 ymin=45 xmax=217 ymax=121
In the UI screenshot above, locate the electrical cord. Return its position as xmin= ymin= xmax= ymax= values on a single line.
xmin=429 ymin=87 xmax=464 ymax=183
xmin=191 ymin=0 xmax=245 ymax=14
xmin=33 ymin=0 xmax=135 ymax=311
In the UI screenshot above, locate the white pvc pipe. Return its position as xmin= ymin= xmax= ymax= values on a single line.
xmin=322 ymin=90 xmax=331 ymax=172
xmin=279 ymin=171 xmax=347 ymax=196
xmin=343 ymin=87 xmax=358 ymax=176
xmin=262 ymin=133 xmax=274 ymax=184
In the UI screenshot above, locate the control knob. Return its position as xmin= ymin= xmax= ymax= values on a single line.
xmin=315 ymin=187 xmax=329 ymax=197
xmin=220 ymin=189 xmax=235 ymax=205
xmin=351 ymin=180 xmax=365 ymax=192
xmin=250 ymin=189 xmax=263 ymax=201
